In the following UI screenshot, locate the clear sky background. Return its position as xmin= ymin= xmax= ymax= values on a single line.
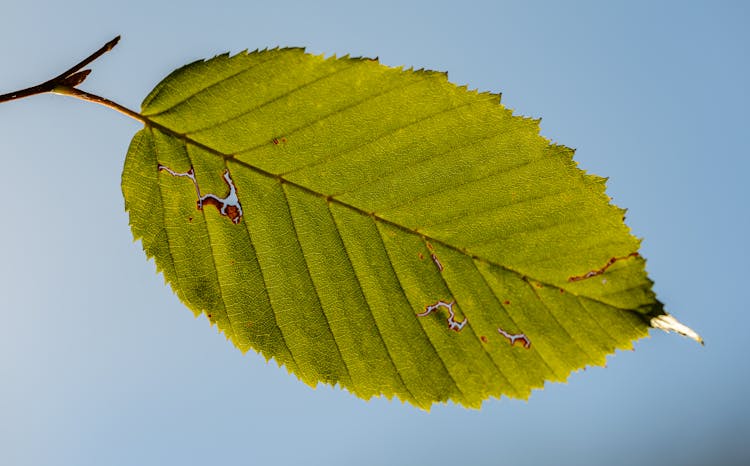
xmin=1 ymin=1 xmax=747 ymax=465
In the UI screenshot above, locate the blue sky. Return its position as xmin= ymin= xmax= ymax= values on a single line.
xmin=1 ymin=1 xmax=747 ymax=465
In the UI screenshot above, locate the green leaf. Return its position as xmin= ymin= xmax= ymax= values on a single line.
xmin=122 ymin=48 xmax=700 ymax=408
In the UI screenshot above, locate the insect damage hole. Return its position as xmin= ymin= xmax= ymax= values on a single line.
xmin=158 ymin=164 xmax=244 ymax=224
xmin=417 ymin=300 xmax=467 ymax=332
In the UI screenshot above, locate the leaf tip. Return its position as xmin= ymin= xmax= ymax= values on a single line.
xmin=650 ymin=313 xmax=703 ymax=345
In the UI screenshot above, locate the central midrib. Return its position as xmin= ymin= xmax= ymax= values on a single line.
xmin=136 ymin=115 xmax=653 ymax=319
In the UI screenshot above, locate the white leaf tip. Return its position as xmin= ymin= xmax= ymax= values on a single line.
xmin=650 ymin=314 xmax=703 ymax=345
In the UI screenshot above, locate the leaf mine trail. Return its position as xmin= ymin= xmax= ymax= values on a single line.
xmin=417 ymin=300 xmax=467 ymax=332
xmin=567 ymin=252 xmax=640 ymax=282
xmin=158 ymin=165 xmax=243 ymax=224
xmin=497 ymin=328 xmax=532 ymax=349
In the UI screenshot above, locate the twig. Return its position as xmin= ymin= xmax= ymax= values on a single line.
xmin=0 ymin=36 xmax=120 ymax=104
xmin=0 ymin=36 xmax=146 ymax=124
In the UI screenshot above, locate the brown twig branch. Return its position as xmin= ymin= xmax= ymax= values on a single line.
xmin=0 ymin=36 xmax=145 ymax=123
xmin=0 ymin=36 xmax=120 ymax=103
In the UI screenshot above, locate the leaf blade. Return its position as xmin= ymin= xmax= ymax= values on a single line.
xmin=123 ymin=48 xmax=695 ymax=408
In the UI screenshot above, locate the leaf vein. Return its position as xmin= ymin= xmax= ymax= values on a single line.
xmin=282 ymin=100 xmax=477 ymax=178
xmin=421 ymin=185 xmax=581 ymax=231
xmin=186 ymin=64 xmax=362 ymax=137
xmin=373 ymin=221 xmax=465 ymax=400
xmin=327 ymin=202 xmax=416 ymax=402
xmin=150 ymin=128 xmax=182 ymax=300
xmin=145 ymin=50 xmax=288 ymax=117
xmin=428 ymin=241 xmax=522 ymax=397
xmin=526 ymin=280 xmax=597 ymax=363
xmin=141 ymin=124 xmax=653 ymax=319
xmin=228 ymin=166 xmax=299 ymax=370
xmin=380 ymin=156 xmax=540 ymax=216
xmin=574 ymin=296 xmax=619 ymax=347
xmin=184 ymin=143 xmax=237 ymax=342
xmin=332 ymin=130 xmax=513 ymax=199
xmin=471 ymin=259 xmax=558 ymax=381
xmin=280 ymin=183 xmax=352 ymax=383
xmin=234 ymin=75 xmax=427 ymax=158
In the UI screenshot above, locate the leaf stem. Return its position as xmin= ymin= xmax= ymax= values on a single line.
xmin=0 ymin=35 xmax=144 ymax=124
xmin=53 ymin=86 xmax=147 ymax=124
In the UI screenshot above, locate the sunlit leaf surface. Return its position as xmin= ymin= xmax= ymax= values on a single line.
xmin=122 ymin=48 xmax=697 ymax=408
